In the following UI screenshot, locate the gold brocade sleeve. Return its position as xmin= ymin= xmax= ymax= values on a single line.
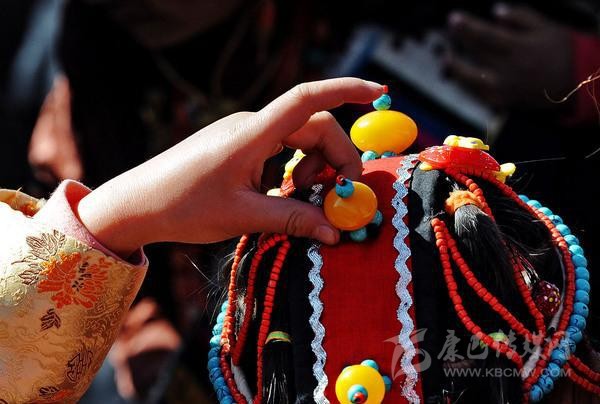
xmin=0 ymin=190 xmax=147 ymax=403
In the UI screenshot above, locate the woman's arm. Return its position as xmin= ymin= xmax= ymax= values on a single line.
xmin=0 ymin=77 xmax=383 ymax=402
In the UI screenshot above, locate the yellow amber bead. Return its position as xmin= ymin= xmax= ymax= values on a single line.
xmin=335 ymin=364 xmax=386 ymax=404
xmin=324 ymin=181 xmax=377 ymax=231
xmin=350 ymin=110 xmax=417 ymax=154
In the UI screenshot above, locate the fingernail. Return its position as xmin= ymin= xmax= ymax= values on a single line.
xmin=493 ymin=3 xmax=509 ymax=17
xmin=314 ymin=225 xmax=338 ymax=245
xmin=363 ymin=80 xmax=384 ymax=91
xmin=448 ymin=12 xmax=464 ymax=27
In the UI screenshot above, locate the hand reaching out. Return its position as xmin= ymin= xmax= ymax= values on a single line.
xmin=77 ymin=78 xmax=385 ymax=257
xmin=445 ymin=4 xmax=574 ymax=110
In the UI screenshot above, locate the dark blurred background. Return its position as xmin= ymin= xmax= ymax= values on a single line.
xmin=1 ymin=0 xmax=599 ymax=402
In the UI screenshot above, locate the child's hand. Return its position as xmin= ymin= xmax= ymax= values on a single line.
xmin=77 ymin=78 xmax=384 ymax=257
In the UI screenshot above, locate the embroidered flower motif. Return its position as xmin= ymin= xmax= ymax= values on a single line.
xmin=38 ymin=386 xmax=72 ymax=401
xmin=66 ymin=349 xmax=93 ymax=383
xmin=40 ymin=308 xmax=61 ymax=330
xmin=15 ymin=231 xmax=66 ymax=286
xmin=38 ymin=386 xmax=59 ymax=398
xmin=37 ymin=252 xmax=109 ymax=309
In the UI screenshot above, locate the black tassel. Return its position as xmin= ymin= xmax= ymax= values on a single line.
xmin=264 ymin=337 xmax=293 ymax=404
xmin=453 ymin=203 xmax=519 ymax=304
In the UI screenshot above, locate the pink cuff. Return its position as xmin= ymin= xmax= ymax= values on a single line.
xmin=34 ymin=180 xmax=147 ymax=266
xmin=562 ymin=31 xmax=600 ymax=127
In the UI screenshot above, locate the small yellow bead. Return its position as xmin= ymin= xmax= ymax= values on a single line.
xmin=335 ymin=364 xmax=386 ymax=404
xmin=350 ymin=110 xmax=417 ymax=154
xmin=324 ymin=181 xmax=377 ymax=231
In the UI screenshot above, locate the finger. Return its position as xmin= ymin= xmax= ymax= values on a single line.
xmin=284 ymin=111 xmax=362 ymax=182
xmin=448 ymin=11 xmax=516 ymax=53
xmin=254 ymin=77 xmax=384 ymax=142
xmin=241 ymin=192 xmax=340 ymax=245
xmin=493 ymin=3 xmax=545 ymax=30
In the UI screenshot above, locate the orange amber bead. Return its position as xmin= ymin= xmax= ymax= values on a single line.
xmin=324 ymin=181 xmax=378 ymax=231
xmin=350 ymin=110 xmax=417 ymax=154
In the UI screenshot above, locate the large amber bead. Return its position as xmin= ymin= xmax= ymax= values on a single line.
xmin=324 ymin=181 xmax=377 ymax=231
xmin=350 ymin=110 xmax=417 ymax=154
xmin=335 ymin=364 xmax=386 ymax=404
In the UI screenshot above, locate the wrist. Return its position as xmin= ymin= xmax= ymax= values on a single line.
xmin=77 ymin=180 xmax=153 ymax=259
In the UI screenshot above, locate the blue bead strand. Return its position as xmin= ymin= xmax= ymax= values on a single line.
xmin=208 ymin=302 xmax=235 ymax=403
xmin=521 ymin=195 xmax=591 ymax=402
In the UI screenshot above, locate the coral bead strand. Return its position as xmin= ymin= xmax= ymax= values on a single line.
xmin=223 ymin=235 xmax=250 ymax=349
xmin=444 ymin=233 xmax=537 ymax=342
xmin=569 ymin=356 xmax=600 ymax=384
xmin=254 ymin=236 xmax=290 ymax=404
xmin=511 ymin=257 xmax=547 ymax=340
xmin=432 ymin=218 xmax=524 ymax=369
xmin=233 ymin=234 xmax=287 ymax=364
xmin=565 ymin=364 xmax=600 ymax=395
xmin=444 ymin=168 xmax=492 ymax=216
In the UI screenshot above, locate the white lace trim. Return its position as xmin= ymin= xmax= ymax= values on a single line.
xmin=307 ymin=184 xmax=329 ymax=404
xmin=392 ymin=155 xmax=420 ymax=403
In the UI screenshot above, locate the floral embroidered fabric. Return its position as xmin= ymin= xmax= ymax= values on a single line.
xmin=0 ymin=189 xmax=147 ymax=403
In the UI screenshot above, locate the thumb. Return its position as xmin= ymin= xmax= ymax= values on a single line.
xmin=243 ymin=193 xmax=339 ymax=244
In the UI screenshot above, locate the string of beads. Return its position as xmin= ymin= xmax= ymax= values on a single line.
xmin=208 ymin=234 xmax=290 ymax=404
xmin=431 ymin=167 xmax=594 ymax=403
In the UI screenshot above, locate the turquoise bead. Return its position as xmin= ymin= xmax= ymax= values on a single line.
xmin=222 ymin=397 xmax=234 ymax=404
xmin=530 ymin=385 xmax=543 ymax=402
xmin=575 ymin=290 xmax=590 ymax=305
xmin=221 ymin=301 xmax=229 ymax=311
xmin=538 ymin=207 xmax=553 ymax=216
xmin=208 ymin=368 xmax=221 ymax=384
xmin=575 ymin=267 xmax=589 ymax=281
xmin=381 ymin=151 xmax=396 ymax=158
xmin=564 ymin=234 xmax=579 ymax=245
xmin=361 ymin=150 xmax=379 ymax=162
xmin=576 ymin=279 xmax=591 ymax=293
xmin=546 ymin=362 xmax=561 ymax=380
xmin=208 ymin=348 xmax=220 ymax=359
xmin=371 ymin=210 xmax=383 ymax=226
xmin=349 ymin=227 xmax=368 ymax=242
xmin=574 ymin=302 xmax=589 ymax=318
xmin=208 ymin=357 xmax=220 ymax=369
xmin=210 ymin=335 xmax=221 ymax=347
xmin=527 ymin=200 xmax=542 ymax=208
xmin=548 ymin=215 xmax=563 ymax=225
xmin=550 ymin=348 xmax=567 ymax=365
xmin=539 ymin=375 xmax=554 ymax=394
xmin=569 ymin=244 xmax=584 ymax=256
xmin=567 ymin=326 xmax=583 ymax=344
xmin=569 ymin=314 xmax=587 ymax=330
xmin=217 ymin=312 xmax=226 ymax=324
xmin=555 ymin=224 xmax=570 ymax=235
xmin=348 ymin=384 xmax=369 ymax=402
xmin=382 ymin=375 xmax=392 ymax=392
xmin=336 ymin=180 xmax=355 ymax=198
xmin=216 ymin=387 xmax=230 ymax=400
xmin=214 ymin=377 xmax=226 ymax=389
xmin=572 ymin=254 xmax=587 ymax=268
xmin=361 ymin=359 xmax=379 ymax=371
xmin=559 ymin=337 xmax=576 ymax=355
xmin=372 ymin=93 xmax=392 ymax=110
xmin=518 ymin=195 xmax=530 ymax=202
